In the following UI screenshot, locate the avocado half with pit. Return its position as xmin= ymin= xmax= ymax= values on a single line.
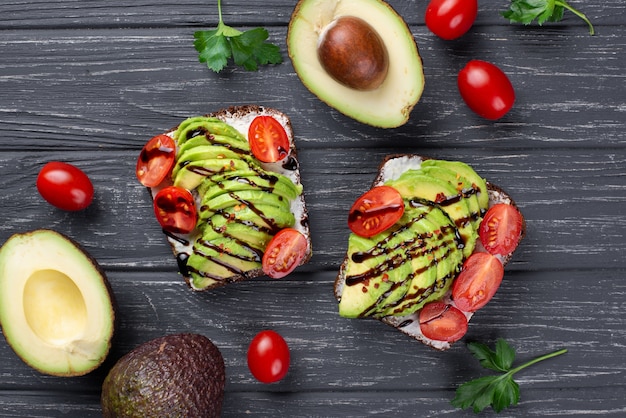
xmin=287 ymin=0 xmax=424 ymax=128
xmin=0 ymin=229 xmax=115 ymax=376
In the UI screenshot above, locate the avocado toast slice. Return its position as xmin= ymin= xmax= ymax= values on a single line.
xmin=144 ymin=105 xmax=311 ymax=290
xmin=334 ymin=154 xmax=525 ymax=350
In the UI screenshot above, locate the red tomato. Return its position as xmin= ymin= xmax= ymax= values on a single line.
xmin=425 ymin=0 xmax=478 ymax=40
xmin=36 ymin=161 xmax=94 ymax=211
xmin=458 ymin=60 xmax=515 ymax=120
xmin=348 ymin=186 xmax=404 ymax=238
xmin=479 ymin=203 xmax=524 ymax=255
xmin=452 ymin=252 xmax=504 ymax=312
xmin=153 ymin=186 xmax=197 ymax=234
xmin=248 ymin=116 xmax=290 ymax=163
xmin=247 ymin=330 xmax=290 ymax=383
xmin=136 ymin=134 xmax=176 ymax=187
xmin=262 ymin=228 xmax=308 ymax=279
xmin=419 ymin=301 xmax=468 ymax=342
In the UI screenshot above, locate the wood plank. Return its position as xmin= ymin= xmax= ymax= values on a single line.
xmin=0 ymin=269 xmax=623 ymax=390
xmin=1 ymin=1 xmax=623 ymax=28
xmin=1 ymin=385 xmax=625 ymax=417
xmin=0 ymin=27 xmax=623 ymax=151
xmin=0 ymin=149 xmax=623 ymax=270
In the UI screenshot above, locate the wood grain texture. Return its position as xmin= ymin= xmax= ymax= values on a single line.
xmin=0 ymin=0 xmax=624 ymax=416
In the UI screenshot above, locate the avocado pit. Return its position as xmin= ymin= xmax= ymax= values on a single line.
xmin=317 ymin=16 xmax=389 ymax=91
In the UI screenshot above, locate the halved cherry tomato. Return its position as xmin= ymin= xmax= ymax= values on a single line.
xmin=248 ymin=116 xmax=290 ymax=163
xmin=348 ymin=186 xmax=404 ymax=238
xmin=136 ymin=134 xmax=176 ymax=187
xmin=153 ymin=186 xmax=197 ymax=234
xmin=452 ymin=252 xmax=504 ymax=312
xmin=262 ymin=228 xmax=308 ymax=279
xmin=36 ymin=161 xmax=94 ymax=211
xmin=458 ymin=60 xmax=515 ymax=120
xmin=479 ymin=203 xmax=524 ymax=255
xmin=247 ymin=330 xmax=290 ymax=383
xmin=419 ymin=301 xmax=468 ymax=342
xmin=425 ymin=0 xmax=478 ymax=40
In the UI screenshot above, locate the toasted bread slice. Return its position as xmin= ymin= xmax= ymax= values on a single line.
xmin=334 ymin=154 xmax=525 ymax=350
xmin=149 ymin=105 xmax=311 ymax=290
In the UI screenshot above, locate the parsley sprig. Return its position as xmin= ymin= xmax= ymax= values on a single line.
xmin=452 ymin=339 xmax=568 ymax=413
xmin=193 ymin=0 xmax=283 ymax=72
xmin=502 ymin=0 xmax=595 ymax=35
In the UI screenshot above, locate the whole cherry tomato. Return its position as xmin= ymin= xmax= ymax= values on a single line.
xmin=153 ymin=186 xmax=197 ymax=234
xmin=262 ymin=228 xmax=309 ymax=279
xmin=348 ymin=186 xmax=404 ymax=238
xmin=419 ymin=301 xmax=468 ymax=342
xmin=36 ymin=161 xmax=94 ymax=211
xmin=452 ymin=252 xmax=504 ymax=312
xmin=479 ymin=203 xmax=524 ymax=255
xmin=136 ymin=134 xmax=177 ymax=187
xmin=248 ymin=116 xmax=290 ymax=163
xmin=458 ymin=60 xmax=515 ymax=120
xmin=425 ymin=0 xmax=478 ymax=40
xmin=247 ymin=330 xmax=290 ymax=383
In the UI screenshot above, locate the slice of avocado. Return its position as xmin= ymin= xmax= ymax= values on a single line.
xmin=386 ymin=170 xmax=477 ymax=258
xmin=0 ymin=229 xmax=115 ymax=377
xmin=380 ymin=202 xmax=464 ymax=317
xmin=172 ymin=145 xmax=249 ymax=178
xmin=199 ymin=203 xmax=297 ymax=233
xmin=197 ymin=169 xmax=302 ymax=200
xmin=287 ymin=0 xmax=424 ymax=128
xmin=173 ymin=158 xmax=254 ymax=190
xmin=200 ymin=174 xmax=302 ymax=203
xmin=203 ymin=217 xmax=273 ymax=252
xmin=175 ymin=116 xmax=248 ymax=145
xmin=369 ymin=203 xmax=453 ymax=317
xmin=338 ymin=221 xmax=418 ymax=318
xmin=419 ymin=165 xmax=482 ymax=229
xmin=421 ymin=159 xmax=489 ymax=212
xmin=101 ymin=333 xmax=225 ymax=417
xmin=187 ymin=236 xmax=263 ymax=289
xmin=177 ymin=133 xmax=250 ymax=157
xmin=199 ymin=189 xmax=292 ymax=222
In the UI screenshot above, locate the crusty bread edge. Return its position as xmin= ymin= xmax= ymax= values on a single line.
xmin=151 ymin=105 xmax=312 ymax=291
xmin=333 ymin=154 xmax=526 ymax=350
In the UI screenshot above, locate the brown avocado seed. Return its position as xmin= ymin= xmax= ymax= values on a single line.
xmin=317 ymin=16 xmax=389 ymax=91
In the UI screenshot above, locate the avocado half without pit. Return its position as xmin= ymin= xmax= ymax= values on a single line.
xmin=288 ymin=0 xmax=425 ymax=128
xmin=0 ymin=229 xmax=115 ymax=376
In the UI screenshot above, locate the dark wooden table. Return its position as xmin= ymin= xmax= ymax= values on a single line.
xmin=1 ymin=1 xmax=624 ymax=416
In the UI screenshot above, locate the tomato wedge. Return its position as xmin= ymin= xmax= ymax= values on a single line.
xmin=136 ymin=134 xmax=177 ymax=187
xmin=479 ymin=203 xmax=524 ymax=255
xmin=153 ymin=186 xmax=197 ymax=234
xmin=348 ymin=186 xmax=404 ymax=238
xmin=248 ymin=116 xmax=290 ymax=163
xmin=452 ymin=252 xmax=504 ymax=312
xmin=419 ymin=301 xmax=468 ymax=342
xmin=262 ymin=228 xmax=308 ymax=279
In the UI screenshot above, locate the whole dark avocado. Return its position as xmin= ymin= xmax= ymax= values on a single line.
xmin=101 ymin=333 xmax=225 ymax=418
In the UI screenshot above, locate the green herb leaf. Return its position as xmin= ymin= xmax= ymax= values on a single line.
xmin=502 ymin=0 xmax=594 ymax=35
xmin=193 ymin=0 xmax=283 ymax=72
xmin=452 ymin=339 xmax=568 ymax=413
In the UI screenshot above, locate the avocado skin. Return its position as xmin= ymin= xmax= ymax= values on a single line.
xmin=101 ymin=333 xmax=225 ymax=418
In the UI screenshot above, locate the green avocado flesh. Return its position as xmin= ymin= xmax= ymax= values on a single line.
xmin=338 ymin=159 xmax=488 ymax=318
xmin=170 ymin=117 xmax=302 ymax=290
